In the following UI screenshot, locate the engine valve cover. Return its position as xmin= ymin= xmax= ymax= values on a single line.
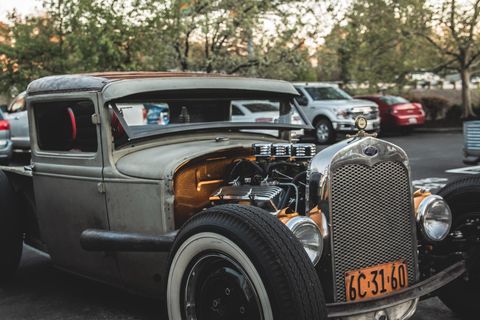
xmin=210 ymin=185 xmax=284 ymax=212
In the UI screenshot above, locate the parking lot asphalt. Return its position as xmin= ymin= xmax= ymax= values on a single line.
xmin=0 ymin=131 xmax=474 ymax=319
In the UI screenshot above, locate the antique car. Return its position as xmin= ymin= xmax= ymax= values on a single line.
xmin=0 ymin=72 xmax=477 ymax=320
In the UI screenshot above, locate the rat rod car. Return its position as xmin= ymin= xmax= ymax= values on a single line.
xmin=0 ymin=72 xmax=477 ymax=320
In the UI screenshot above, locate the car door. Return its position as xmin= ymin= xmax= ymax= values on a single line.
xmin=29 ymin=92 xmax=119 ymax=283
xmin=6 ymin=92 xmax=30 ymax=149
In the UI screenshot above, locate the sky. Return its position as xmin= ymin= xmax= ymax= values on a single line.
xmin=0 ymin=0 xmax=42 ymax=21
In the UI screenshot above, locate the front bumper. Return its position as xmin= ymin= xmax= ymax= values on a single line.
xmin=391 ymin=114 xmax=425 ymax=127
xmin=332 ymin=119 xmax=380 ymax=132
xmin=326 ymin=260 xmax=466 ymax=319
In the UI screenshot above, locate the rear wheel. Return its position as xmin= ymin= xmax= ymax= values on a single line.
xmin=437 ymin=177 xmax=480 ymax=319
xmin=167 ymin=204 xmax=327 ymax=320
xmin=314 ymin=118 xmax=336 ymax=144
xmin=0 ymin=170 xmax=23 ymax=284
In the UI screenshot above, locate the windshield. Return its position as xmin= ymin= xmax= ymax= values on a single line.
xmin=379 ymin=96 xmax=410 ymax=105
xmin=304 ymin=86 xmax=352 ymax=101
xmin=110 ymin=97 xmax=307 ymax=147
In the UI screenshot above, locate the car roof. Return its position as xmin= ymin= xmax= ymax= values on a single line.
xmin=292 ymin=82 xmax=339 ymax=88
xmin=26 ymin=72 xmax=299 ymax=100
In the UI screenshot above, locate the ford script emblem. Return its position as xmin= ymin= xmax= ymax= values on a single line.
xmin=364 ymin=146 xmax=378 ymax=156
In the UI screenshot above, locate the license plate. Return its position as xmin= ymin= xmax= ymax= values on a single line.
xmin=408 ymin=117 xmax=417 ymax=124
xmin=345 ymin=260 xmax=408 ymax=302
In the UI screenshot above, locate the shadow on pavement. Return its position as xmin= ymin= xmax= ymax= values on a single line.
xmin=0 ymin=246 xmax=164 ymax=320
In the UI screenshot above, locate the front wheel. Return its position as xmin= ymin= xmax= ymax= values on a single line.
xmin=314 ymin=118 xmax=336 ymax=144
xmin=167 ymin=204 xmax=327 ymax=320
xmin=437 ymin=177 xmax=480 ymax=319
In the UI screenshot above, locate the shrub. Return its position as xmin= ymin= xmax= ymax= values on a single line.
xmin=446 ymin=104 xmax=462 ymax=121
xmin=401 ymin=94 xmax=450 ymax=121
xmin=418 ymin=96 xmax=450 ymax=121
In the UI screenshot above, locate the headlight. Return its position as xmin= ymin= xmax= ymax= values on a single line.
xmin=335 ymin=110 xmax=349 ymax=119
xmin=286 ymin=216 xmax=323 ymax=265
xmin=417 ymin=195 xmax=452 ymax=242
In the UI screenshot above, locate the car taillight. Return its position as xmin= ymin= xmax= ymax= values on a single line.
xmin=388 ymin=107 xmax=398 ymax=115
xmin=255 ymin=117 xmax=273 ymax=123
xmin=0 ymin=120 xmax=10 ymax=131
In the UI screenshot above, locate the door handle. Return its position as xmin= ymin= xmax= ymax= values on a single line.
xmin=24 ymin=164 xmax=35 ymax=172
xmin=13 ymin=116 xmax=20 ymax=120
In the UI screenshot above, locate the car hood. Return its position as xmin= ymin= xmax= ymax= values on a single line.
xmin=116 ymin=135 xmax=280 ymax=180
xmin=310 ymin=99 xmax=378 ymax=110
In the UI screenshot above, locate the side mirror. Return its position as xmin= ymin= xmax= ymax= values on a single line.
xmin=296 ymin=96 xmax=309 ymax=106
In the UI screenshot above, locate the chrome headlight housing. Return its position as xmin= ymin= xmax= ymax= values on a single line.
xmin=286 ymin=216 xmax=323 ymax=265
xmin=417 ymin=195 xmax=452 ymax=242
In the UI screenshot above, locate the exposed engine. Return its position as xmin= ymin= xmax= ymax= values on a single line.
xmin=209 ymin=143 xmax=316 ymax=214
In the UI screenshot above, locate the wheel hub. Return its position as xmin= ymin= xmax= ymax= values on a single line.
xmin=183 ymin=253 xmax=262 ymax=320
xmin=316 ymin=123 xmax=330 ymax=142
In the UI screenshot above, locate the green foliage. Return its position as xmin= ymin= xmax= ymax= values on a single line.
xmin=0 ymin=0 xmax=330 ymax=94
xmin=317 ymin=0 xmax=442 ymax=89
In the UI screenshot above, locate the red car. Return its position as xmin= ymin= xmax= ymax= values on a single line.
xmin=355 ymin=95 xmax=425 ymax=133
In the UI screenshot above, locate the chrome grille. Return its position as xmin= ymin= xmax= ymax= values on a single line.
xmin=464 ymin=121 xmax=480 ymax=152
xmin=350 ymin=107 xmax=378 ymax=120
xmin=330 ymin=161 xmax=416 ymax=302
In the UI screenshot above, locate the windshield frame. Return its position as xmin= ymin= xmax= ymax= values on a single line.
xmin=108 ymin=96 xmax=312 ymax=144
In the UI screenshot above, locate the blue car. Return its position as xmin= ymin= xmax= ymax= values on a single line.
xmin=145 ymin=103 xmax=170 ymax=125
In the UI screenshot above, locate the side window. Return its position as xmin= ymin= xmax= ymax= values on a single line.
xmin=231 ymin=104 xmax=244 ymax=116
xmin=34 ymin=100 xmax=98 ymax=152
xmin=7 ymin=93 xmax=26 ymax=113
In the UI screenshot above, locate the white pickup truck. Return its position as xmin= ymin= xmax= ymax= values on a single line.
xmin=293 ymin=83 xmax=380 ymax=144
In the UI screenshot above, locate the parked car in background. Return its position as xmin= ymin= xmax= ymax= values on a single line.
xmin=232 ymin=100 xmax=303 ymax=137
xmin=145 ymin=103 xmax=170 ymax=125
xmin=0 ymin=109 xmax=13 ymax=165
xmin=5 ymin=91 xmax=29 ymax=150
xmin=355 ymin=95 xmax=425 ymax=134
xmin=463 ymin=119 xmax=480 ymax=164
xmin=293 ymin=83 xmax=380 ymax=144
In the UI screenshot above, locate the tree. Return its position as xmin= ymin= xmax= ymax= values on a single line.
xmin=0 ymin=12 xmax=66 ymax=95
xmin=150 ymin=0 xmax=334 ymax=78
xmin=317 ymin=0 xmax=441 ymax=92
xmin=416 ymin=0 xmax=480 ymax=117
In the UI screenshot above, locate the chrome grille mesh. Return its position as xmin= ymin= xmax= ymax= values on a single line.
xmin=331 ymin=161 xmax=416 ymax=302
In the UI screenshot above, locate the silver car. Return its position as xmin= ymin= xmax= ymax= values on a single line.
xmin=5 ymin=91 xmax=30 ymax=150
xmin=0 ymin=109 xmax=13 ymax=164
